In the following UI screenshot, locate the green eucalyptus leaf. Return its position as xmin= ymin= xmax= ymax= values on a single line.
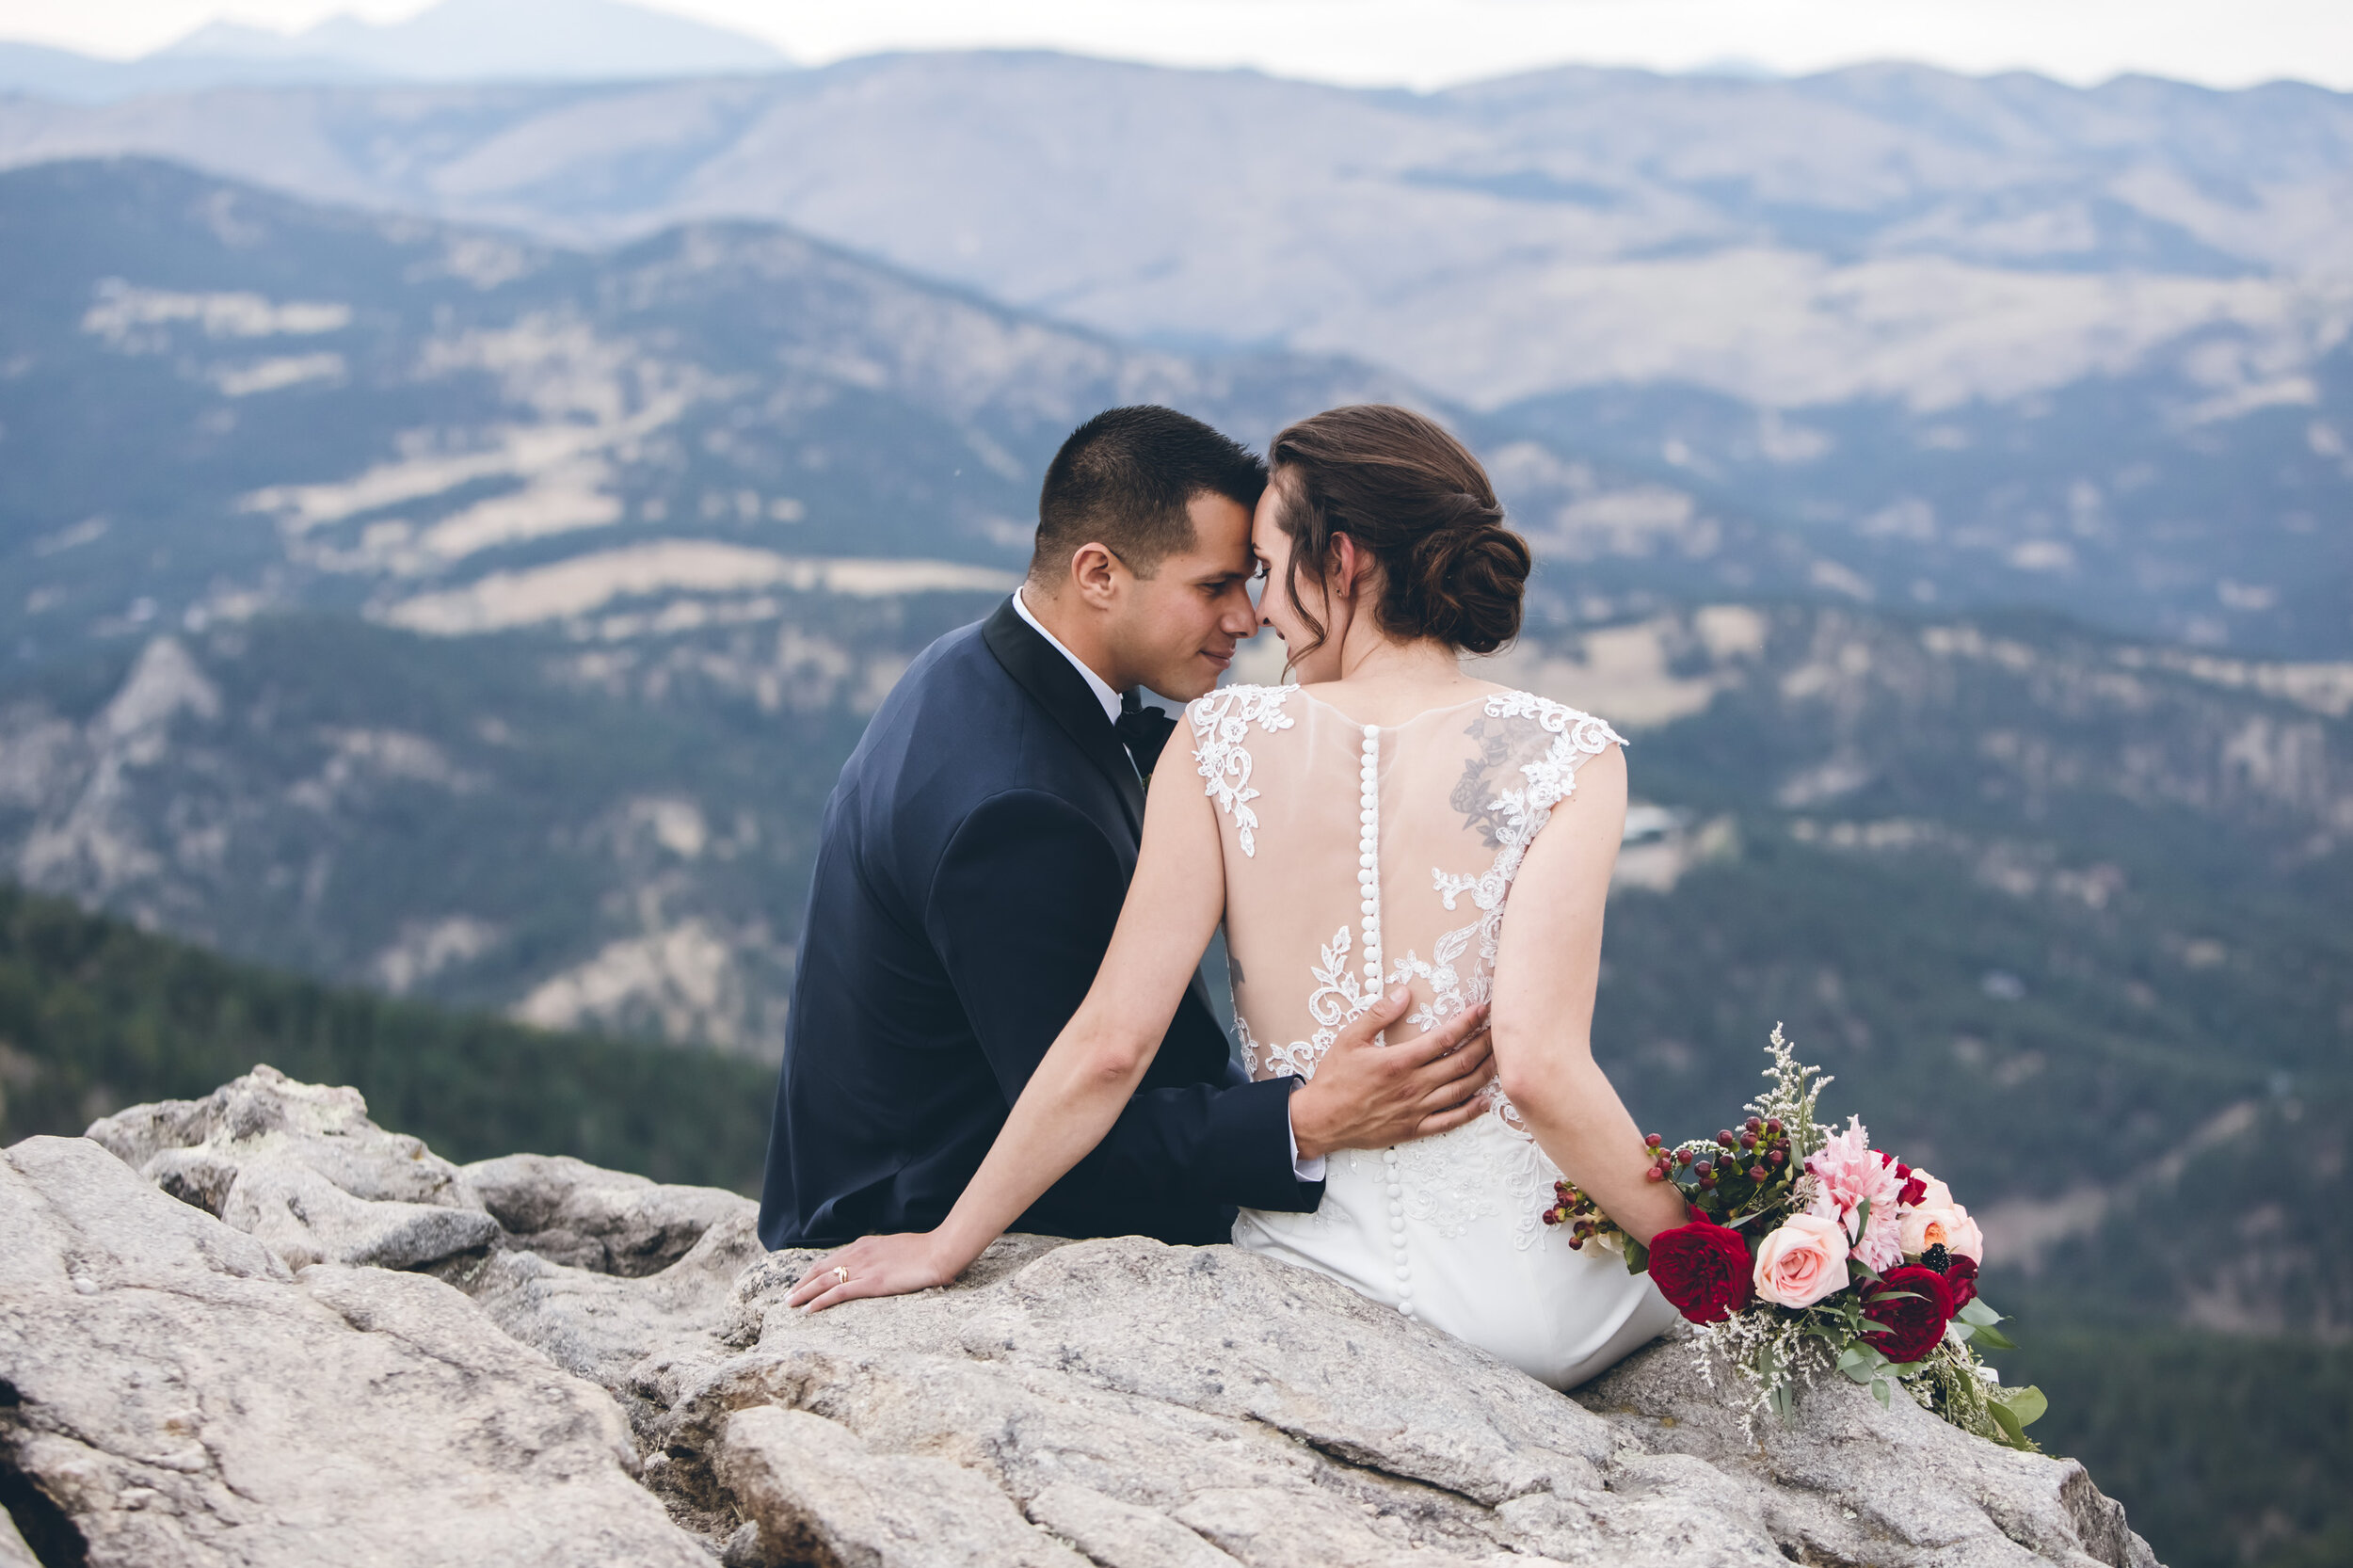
xmin=1993 ymin=1384 xmax=2048 ymax=1429
xmin=1624 ymin=1236 xmax=1651 ymax=1275
xmin=1970 ymin=1323 xmax=2018 ymax=1351
xmin=1957 ymin=1299 xmax=2002 ymax=1328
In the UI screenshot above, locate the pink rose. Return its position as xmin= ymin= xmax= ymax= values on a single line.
xmin=1752 ymin=1213 xmax=1851 ymax=1308
xmin=1943 ymin=1203 xmax=1983 ymax=1263
xmin=1912 ymin=1171 xmax=1955 ymax=1210
xmin=1899 ymin=1204 xmax=1957 ymax=1256
xmin=1897 ymin=1200 xmax=1985 ymax=1264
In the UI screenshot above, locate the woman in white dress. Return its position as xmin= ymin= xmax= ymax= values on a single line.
xmin=793 ymin=405 xmax=1684 ymax=1388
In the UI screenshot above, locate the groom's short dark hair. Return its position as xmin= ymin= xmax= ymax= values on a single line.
xmin=1031 ymin=407 xmax=1268 ymax=583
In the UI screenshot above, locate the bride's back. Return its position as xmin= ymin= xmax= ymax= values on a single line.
xmin=1189 ymin=679 xmax=1623 ymax=1107
xmin=1186 ymin=406 xmax=1675 ymax=1388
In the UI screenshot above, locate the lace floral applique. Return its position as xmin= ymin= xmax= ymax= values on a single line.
xmin=1395 ymin=691 xmax=1625 ymax=1136
xmin=1238 ymin=925 xmax=1376 ymax=1080
xmin=1385 ymin=1112 xmax=1566 ymax=1250
xmin=1187 ymin=684 xmax=1298 ymax=856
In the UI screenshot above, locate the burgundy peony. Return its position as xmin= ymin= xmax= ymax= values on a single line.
xmin=1862 ymin=1265 xmax=1955 ymax=1363
xmin=1647 ymin=1221 xmax=1755 ymax=1323
xmin=1943 ymin=1255 xmax=1980 ymax=1312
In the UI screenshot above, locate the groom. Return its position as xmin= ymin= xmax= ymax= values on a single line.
xmin=758 ymin=406 xmax=1494 ymax=1250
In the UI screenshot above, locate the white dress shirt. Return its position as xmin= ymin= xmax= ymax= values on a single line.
xmin=1005 ymin=591 xmax=1324 ymax=1183
xmin=1013 ymin=586 xmax=1120 ymax=726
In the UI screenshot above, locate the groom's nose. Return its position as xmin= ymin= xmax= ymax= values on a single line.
xmin=1220 ymin=584 xmax=1259 ymax=638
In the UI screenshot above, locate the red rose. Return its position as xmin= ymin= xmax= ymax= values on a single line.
xmin=1647 ymin=1221 xmax=1754 ymax=1323
xmin=1862 ymin=1265 xmax=1955 ymax=1363
xmin=1943 ymin=1255 xmax=1979 ymax=1312
xmin=1897 ymin=1176 xmax=1928 ymax=1207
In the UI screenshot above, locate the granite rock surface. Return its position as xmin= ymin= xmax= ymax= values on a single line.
xmin=0 ymin=1069 xmax=2160 ymax=1568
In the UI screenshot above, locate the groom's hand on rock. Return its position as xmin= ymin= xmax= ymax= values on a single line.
xmin=1289 ymin=988 xmax=1495 ymax=1161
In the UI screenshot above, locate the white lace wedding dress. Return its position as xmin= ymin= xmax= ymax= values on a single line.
xmin=1187 ymin=683 xmax=1678 ymax=1389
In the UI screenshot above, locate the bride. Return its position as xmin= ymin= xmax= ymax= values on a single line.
xmin=790 ymin=404 xmax=1683 ymax=1388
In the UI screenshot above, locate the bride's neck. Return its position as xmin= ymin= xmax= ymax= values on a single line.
xmin=1327 ymin=633 xmax=1470 ymax=692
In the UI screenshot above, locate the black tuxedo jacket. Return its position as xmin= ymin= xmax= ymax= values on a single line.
xmin=757 ymin=599 xmax=1322 ymax=1249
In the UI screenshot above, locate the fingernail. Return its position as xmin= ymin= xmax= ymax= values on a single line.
xmin=1390 ymin=985 xmax=1409 ymax=1003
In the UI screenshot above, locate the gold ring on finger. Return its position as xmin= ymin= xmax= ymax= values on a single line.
xmin=834 ymin=1266 xmax=850 ymax=1284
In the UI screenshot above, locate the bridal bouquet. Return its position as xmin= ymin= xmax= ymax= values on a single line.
xmin=1541 ymin=1028 xmax=2047 ymax=1449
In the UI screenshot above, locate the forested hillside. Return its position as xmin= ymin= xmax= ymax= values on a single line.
xmin=0 ymin=880 xmax=770 ymax=1189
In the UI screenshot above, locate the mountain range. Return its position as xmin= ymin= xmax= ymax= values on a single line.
xmin=0 ymin=50 xmax=2346 ymax=1567
xmin=4 ymin=157 xmax=2348 ymax=1085
xmin=2 ymin=158 xmax=2347 ymax=1333
xmin=3 ymin=54 xmax=2346 ymax=655
xmin=0 ymin=0 xmax=786 ymax=101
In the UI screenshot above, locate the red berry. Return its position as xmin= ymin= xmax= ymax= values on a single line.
xmin=1749 ymin=1165 xmax=1768 ymax=1181
xmin=1745 ymin=1117 xmax=1763 ymax=1133
xmin=1716 ymin=1129 xmax=1737 ymax=1148
xmin=1645 ymin=1133 xmax=1663 ymax=1148
xmin=1765 ymin=1118 xmax=1783 ymax=1136
xmin=1769 ymin=1150 xmax=1785 ymax=1165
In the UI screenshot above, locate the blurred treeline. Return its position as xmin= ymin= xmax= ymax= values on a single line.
xmin=0 ymin=881 xmax=771 ymax=1189
xmin=1998 ymin=1332 xmax=2353 ymax=1568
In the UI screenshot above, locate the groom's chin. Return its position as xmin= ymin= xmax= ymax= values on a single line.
xmin=1132 ymin=652 xmax=1225 ymax=704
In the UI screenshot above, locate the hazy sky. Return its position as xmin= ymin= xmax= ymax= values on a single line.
xmin=4 ymin=0 xmax=2348 ymax=91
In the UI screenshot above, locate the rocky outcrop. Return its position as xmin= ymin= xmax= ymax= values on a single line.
xmin=0 ymin=1069 xmax=2160 ymax=1568
xmin=0 ymin=1134 xmax=706 ymax=1568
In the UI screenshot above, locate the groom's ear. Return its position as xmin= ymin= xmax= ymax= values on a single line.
xmin=1068 ymin=541 xmax=1127 ymax=611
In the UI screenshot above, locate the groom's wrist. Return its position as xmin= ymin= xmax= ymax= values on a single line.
xmin=1288 ymin=1079 xmax=1335 ymax=1164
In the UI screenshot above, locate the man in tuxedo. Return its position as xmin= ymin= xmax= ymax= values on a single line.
xmin=758 ymin=406 xmax=1494 ymax=1251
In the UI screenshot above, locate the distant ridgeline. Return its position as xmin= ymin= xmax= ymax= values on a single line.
xmin=0 ymin=881 xmax=771 ymax=1191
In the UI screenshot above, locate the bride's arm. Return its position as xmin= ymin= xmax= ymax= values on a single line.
xmin=1486 ymin=744 xmax=1689 ymax=1246
xmin=787 ymin=756 xmax=1229 ymax=1309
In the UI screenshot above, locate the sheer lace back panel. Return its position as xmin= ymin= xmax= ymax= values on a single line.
xmin=1189 ymin=684 xmax=1625 ymax=1120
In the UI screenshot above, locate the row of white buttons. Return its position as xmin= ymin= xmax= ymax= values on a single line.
xmin=1362 ymin=724 xmax=1412 ymax=1320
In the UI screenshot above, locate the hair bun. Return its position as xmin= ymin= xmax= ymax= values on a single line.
xmin=1408 ymin=515 xmax=1530 ymax=656
xmin=1263 ymin=406 xmax=1531 ymax=657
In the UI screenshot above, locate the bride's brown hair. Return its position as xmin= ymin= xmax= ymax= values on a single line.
xmin=1267 ymin=404 xmax=1531 ymax=660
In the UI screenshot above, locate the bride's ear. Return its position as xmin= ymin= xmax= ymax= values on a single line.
xmin=1329 ymin=533 xmax=1360 ymax=600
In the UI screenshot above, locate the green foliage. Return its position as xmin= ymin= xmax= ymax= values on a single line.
xmin=0 ymin=881 xmax=772 ymax=1191
xmin=1995 ymin=1330 xmax=2353 ymax=1568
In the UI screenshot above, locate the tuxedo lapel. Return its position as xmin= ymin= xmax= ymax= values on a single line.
xmin=981 ymin=600 xmax=1148 ymax=835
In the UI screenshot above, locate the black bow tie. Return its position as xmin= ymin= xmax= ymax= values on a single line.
xmin=1115 ymin=690 xmax=1179 ymax=777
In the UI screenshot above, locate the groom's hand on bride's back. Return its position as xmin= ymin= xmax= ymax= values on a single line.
xmin=1288 ymin=988 xmax=1495 ymax=1161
